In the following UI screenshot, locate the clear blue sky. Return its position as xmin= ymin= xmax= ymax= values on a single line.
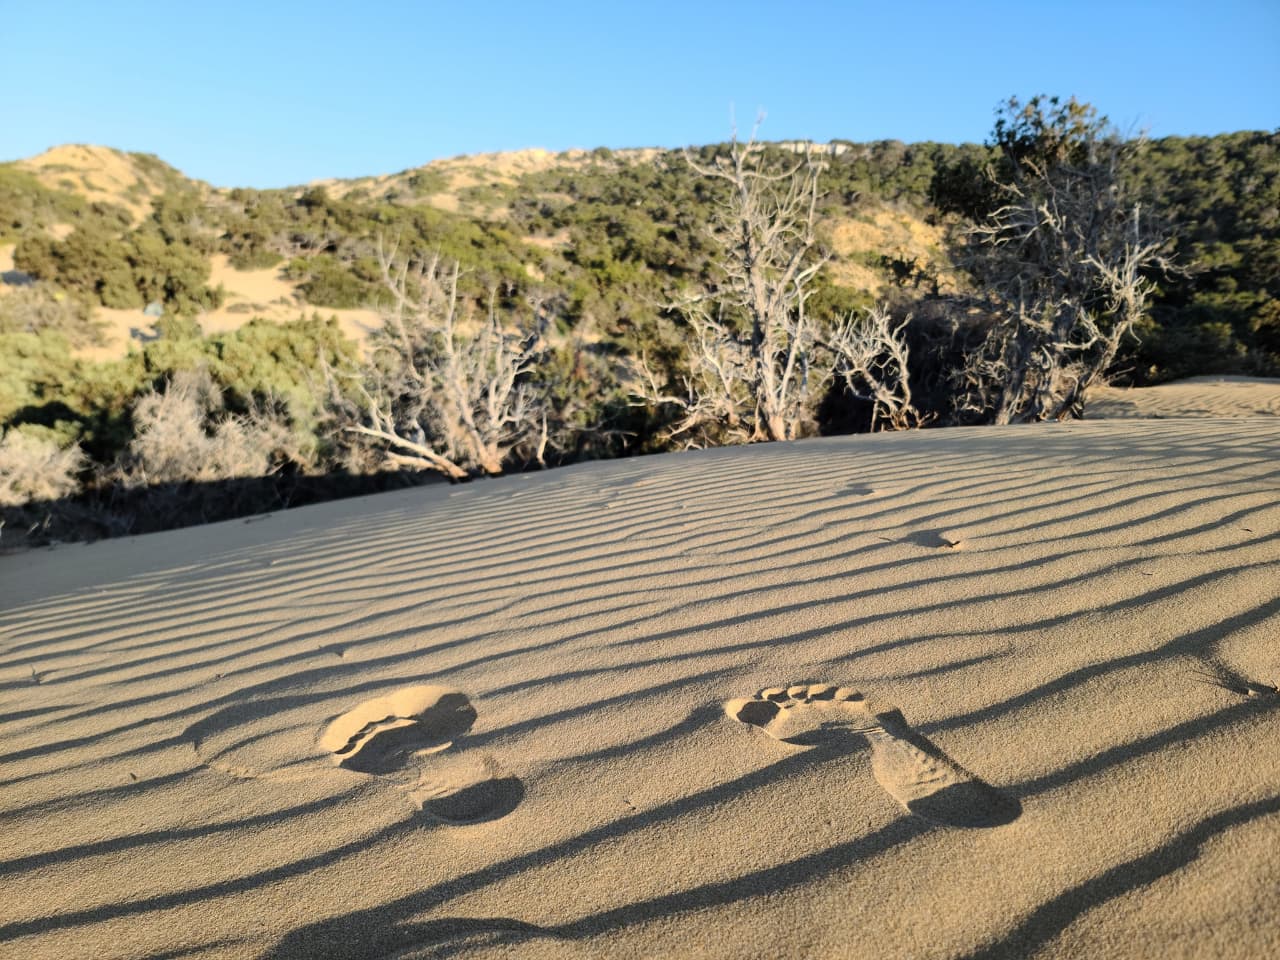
xmin=2 ymin=0 xmax=1276 ymax=188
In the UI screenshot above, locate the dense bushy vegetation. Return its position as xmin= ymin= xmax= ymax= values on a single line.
xmin=13 ymin=194 xmax=224 ymax=313
xmin=1129 ymin=132 xmax=1280 ymax=378
xmin=0 ymin=104 xmax=1275 ymax=546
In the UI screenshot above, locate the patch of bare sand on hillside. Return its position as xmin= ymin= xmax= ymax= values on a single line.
xmin=2 ymin=408 xmax=1278 ymax=960
xmin=827 ymin=208 xmax=958 ymax=298
xmin=436 ymin=148 xmax=568 ymax=180
xmin=524 ymin=230 xmax=572 ymax=251
xmin=207 ymin=254 xmax=297 ymax=308
xmin=204 ymin=254 xmax=382 ymax=346
xmin=71 ymin=255 xmax=383 ymax=360
xmin=0 ymin=243 xmax=20 ymax=292
xmin=313 ymin=146 xmax=654 ymax=216
xmin=72 ymin=306 xmax=158 ymax=360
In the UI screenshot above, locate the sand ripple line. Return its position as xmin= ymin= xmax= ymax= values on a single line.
xmin=320 ymin=686 xmax=523 ymax=824
xmin=726 ymin=683 xmax=1020 ymax=828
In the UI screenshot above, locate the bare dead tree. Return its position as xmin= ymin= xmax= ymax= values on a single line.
xmin=827 ymin=306 xmax=924 ymax=431
xmin=330 ymin=239 xmax=550 ymax=479
xmin=638 ymin=124 xmax=830 ymax=446
xmin=953 ymin=98 xmax=1173 ymax=423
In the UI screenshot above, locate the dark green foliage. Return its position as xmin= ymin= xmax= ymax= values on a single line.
xmin=808 ymin=278 xmax=875 ymax=319
xmin=928 ymin=96 xmax=1109 ymax=225
xmin=0 ymin=331 xmax=82 ymax=424
xmin=152 ymin=312 xmax=204 ymax=340
xmin=147 ymin=190 xmax=218 ymax=255
xmin=16 ymin=220 xmax=142 ymax=307
xmin=993 ymin=96 xmax=1106 ymax=172
xmin=208 ymin=314 xmax=356 ymax=424
xmin=129 ymin=228 xmax=224 ymax=313
xmin=0 ymin=314 xmax=357 ymax=462
xmin=1125 ymin=132 xmax=1280 ymax=379
xmin=220 ymin=188 xmax=290 ymax=267
xmin=822 ymin=140 xmax=955 ymax=207
xmin=13 ymin=209 xmax=223 ymax=313
xmin=928 ymin=143 xmax=995 ymax=220
xmin=404 ymin=169 xmax=449 ymax=195
xmin=293 ymin=253 xmax=381 ymax=308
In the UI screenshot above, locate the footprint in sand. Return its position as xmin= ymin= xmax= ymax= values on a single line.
xmin=838 ymin=482 xmax=876 ymax=497
xmin=726 ymin=684 xmax=1019 ymax=828
xmin=904 ymin=530 xmax=963 ymax=550
xmin=319 ymin=685 xmax=523 ymax=824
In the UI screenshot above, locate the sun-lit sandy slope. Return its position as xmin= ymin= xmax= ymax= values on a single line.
xmin=15 ymin=145 xmax=183 ymax=224
xmin=2 ymin=414 xmax=1279 ymax=959
xmin=1088 ymin=376 xmax=1280 ymax=420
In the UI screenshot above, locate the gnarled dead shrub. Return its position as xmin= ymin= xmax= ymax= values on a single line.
xmin=0 ymin=429 xmax=85 ymax=507
xmin=121 ymin=368 xmax=306 ymax=486
xmin=329 ymin=241 xmax=553 ymax=479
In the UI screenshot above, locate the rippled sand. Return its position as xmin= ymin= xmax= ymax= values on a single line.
xmin=2 ymin=390 xmax=1278 ymax=959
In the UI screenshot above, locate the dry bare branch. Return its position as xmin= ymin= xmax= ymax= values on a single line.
xmin=827 ymin=306 xmax=924 ymax=431
xmin=954 ymin=123 xmax=1173 ymax=424
xmin=637 ymin=125 xmax=835 ymax=445
xmin=0 ymin=431 xmax=85 ymax=507
xmin=329 ymin=241 xmax=551 ymax=478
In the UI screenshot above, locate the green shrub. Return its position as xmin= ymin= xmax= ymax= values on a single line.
xmin=12 ymin=214 xmax=223 ymax=314
xmin=295 ymin=254 xmax=380 ymax=308
xmin=129 ymin=227 xmax=222 ymax=313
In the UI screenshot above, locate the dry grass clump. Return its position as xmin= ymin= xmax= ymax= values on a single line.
xmin=0 ymin=283 xmax=104 ymax=346
xmin=122 ymin=368 xmax=305 ymax=486
xmin=0 ymin=429 xmax=85 ymax=508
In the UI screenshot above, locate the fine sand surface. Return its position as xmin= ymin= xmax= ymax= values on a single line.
xmin=1087 ymin=376 xmax=1280 ymax=420
xmin=1 ymin=398 xmax=1278 ymax=958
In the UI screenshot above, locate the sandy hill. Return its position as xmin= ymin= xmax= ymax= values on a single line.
xmin=15 ymin=144 xmax=204 ymax=224
xmin=3 ymin=141 xmax=960 ymax=359
xmin=312 ymin=147 xmax=597 ymax=210
xmin=313 ymin=146 xmax=659 ymax=207
xmin=1 ymin=382 xmax=1277 ymax=959
xmin=311 ymin=144 xmax=954 ymax=299
xmin=0 ymin=143 xmax=381 ymax=357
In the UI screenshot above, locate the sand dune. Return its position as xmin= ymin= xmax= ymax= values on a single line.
xmin=1088 ymin=376 xmax=1280 ymax=420
xmin=1 ymin=400 xmax=1278 ymax=958
xmin=15 ymin=145 xmax=180 ymax=224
